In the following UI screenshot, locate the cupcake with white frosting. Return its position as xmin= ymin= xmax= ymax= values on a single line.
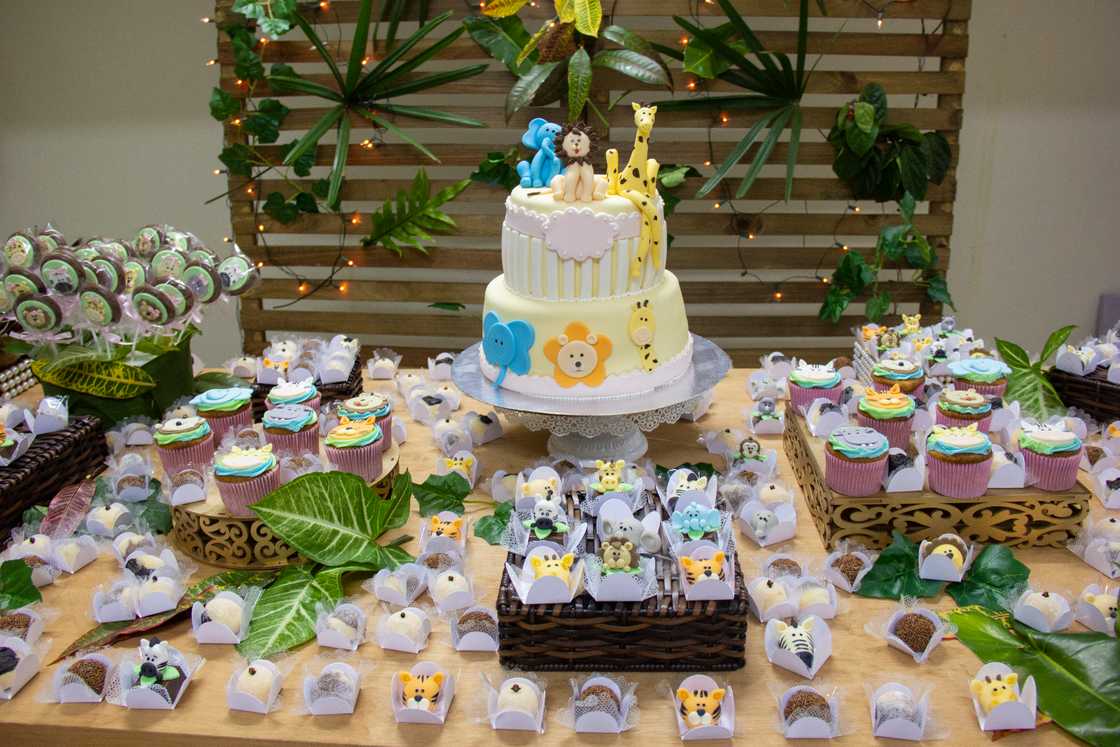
xmin=214 ymin=444 xmax=280 ymax=517
xmin=265 ymin=377 xmax=320 ymax=412
xmin=1018 ymin=421 xmax=1082 ymax=491
xmin=787 ymin=360 xmax=843 ymax=410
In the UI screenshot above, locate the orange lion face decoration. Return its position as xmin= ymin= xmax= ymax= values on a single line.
xmin=543 ymin=322 xmax=613 ymax=388
xmin=864 ymin=383 xmax=911 ymax=409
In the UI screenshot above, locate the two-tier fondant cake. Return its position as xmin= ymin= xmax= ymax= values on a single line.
xmin=481 ymin=105 xmax=693 ymax=398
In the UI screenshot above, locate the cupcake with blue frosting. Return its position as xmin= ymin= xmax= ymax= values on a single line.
xmin=948 ymin=358 xmax=1012 ymax=397
xmin=871 ymin=357 xmax=925 ymax=395
xmin=337 ymin=392 xmax=394 ymax=447
xmin=265 ymin=377 xmax=320 ymax=412
xmin=324 ymin=417 xmax=384 ymax=481
xmin=262 ymin=404 xmax=320 ymax=455
xmin=1018 ymin=421 xmax=1082 ymax=491
xmin=926 ymin=424 xmax=992 ymax=499
xmin=214 ymin=444 xmax=279 ymax=517
xmin=824 ymin=425 xmax=889 ymax=497
xmin=190 ymin=387 xmax=253 ymax=443
xmin=787 ymin=360 xmax=843 ymax=411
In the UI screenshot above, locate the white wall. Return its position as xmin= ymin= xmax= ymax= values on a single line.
xmin=2 ymin=0 xmax=1117 ymax=364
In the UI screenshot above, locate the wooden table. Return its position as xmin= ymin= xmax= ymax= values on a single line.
xmin=2 ymin=369 xmax=1108 ymax=745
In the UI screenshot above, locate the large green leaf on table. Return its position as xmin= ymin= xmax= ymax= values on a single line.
xmin=361 ymin=170 xmax=469 ymax=255
xmin=32 ymin=359 xmax=155 ymax=400
xmin=572 ymin=0 xmax=602 ymax=36
xmin=53 ymin=569 xmax=275 ymax=663
xmin=464 ymin=15 xmax=533 ymax=76
xmin=947 ymin=545 xmax=1030 ymax=610
xmin=856 ymin=531 xmax=945 ymax=600
xmin=413 ymin=472 xmax=472 ymax=517
xmin=474 ymin=501 xmax=514 ymax=545
xmin=0 ymin=560 xmax=41 ymax=612
xmin=948 ymin=606 xmax=1120 ymax=747
xmin=193 ymin=371 xmax=251 ymax=394
xmin=591 ymin=49 xmax=669 ymax=87
xmin=996 ymin=326 xmax=1076 ymax=420
xmin=251 ymin=470 xmax=411 ymax=566
xmin=567 ymin=48 xmax=592 ymax=122
xmin=1042 ymin=324 xmax=1079 ymax=364
xmin=506 ymin=62 xmax=560 ymax=120
xmin=237 ymin=565 xmax=343 ymax=659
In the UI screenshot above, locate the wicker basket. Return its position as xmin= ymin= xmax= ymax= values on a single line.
xmin=1047 ymin=367 xmax=1120 ymax=423
xmin=497 ymin=490 xmax=749 ymax=672
xmin=783 ymin=411 xmax=1090 ymax=550
xmin=0 ymin=415 xmax=109 ymax=533
xmin=250 ymin=357 xmax=363 ymax=419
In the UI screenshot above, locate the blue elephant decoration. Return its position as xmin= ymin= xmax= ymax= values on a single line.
xmin=515 ymin=117 xmax=563 ymax=189
xmin=483 ymin=311 xmax=534 ymax=388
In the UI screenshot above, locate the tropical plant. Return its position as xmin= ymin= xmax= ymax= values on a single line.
xmin=854 ymin=531 xmax=944 ymax=600
xmin=467 ymin=1 xmax=670 ymax=124
xmin=948 ymin=606 xmax=1120 ymax=746
xmin=828 ymin=83 xmax=951 ymax=202
xmin=995 ymin=325 xmax=1077 ymax=420
xmin=651 ymin=0 xmax=815 ymax=201
xmin=0 ymin=560 xmax=40 ymax=612
xmin=209 ymin=0 xmax=486 ymax=248
xmin=818 ymin=192 xmax=954 ymax=323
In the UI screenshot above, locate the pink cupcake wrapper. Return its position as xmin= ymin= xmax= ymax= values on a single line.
xmin=825 ymin=449 xmax=887 ymax=497
xmin=264 ymin=423 xmax=321 ymax=455
xmin=157 ymin=433 xmax=216 ymax=475
xmin=953 ymin=379 xmax=1006 ymax=397
xmin=927 ymin=454 xmax=992 ymax=499
xmin=855 ymin=411 xmax=913 ymax=450
xmin=325 ymin=442 xmax=384 ymax=482
xmin=788 ymin=382 xmax=842 ymax=412
xmin=377 ymin=414 xmax=393 ymax=448
xmin=217 ymin=467 xmax=281 ymax=518
xmin=265 ymin=394 xmax=321 ymax=413
xmin=1021 ymin=448 xmax=1081 ymax=491
xmin=202 ymin=407 xmax=253 ymax=444
xmin=934 ymin=408 xmax=993 ymax=432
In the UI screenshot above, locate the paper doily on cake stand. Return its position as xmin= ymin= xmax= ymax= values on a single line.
xmin=452 ymin=335 xmax=731 ymax=461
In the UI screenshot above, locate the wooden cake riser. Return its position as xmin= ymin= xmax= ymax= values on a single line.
xmin=171 ymin=442 xmax=400 ymax=570
xmin=783 ymin=412 xmax=1090 ymax=550
xmin=497 ymin=490 xmax=749 ymax=672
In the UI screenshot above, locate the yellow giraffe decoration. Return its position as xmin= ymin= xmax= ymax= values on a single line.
xmin=605 ymin=103 xmax=663 ymax=279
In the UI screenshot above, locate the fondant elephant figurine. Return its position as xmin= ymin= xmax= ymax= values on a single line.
xmin=515 ymin=118 xmax=563 ymax=189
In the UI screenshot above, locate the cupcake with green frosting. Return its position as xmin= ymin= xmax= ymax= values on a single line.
xmin=1018 ymin=421 xmax=1082 ymax=491
xmin=154 ymin=415 xmax=215 ymax=474
xmin=214 ymin=444 xmax=280 ymax=517
xmin=948 ymin=358 xmax=1011 ymax=397
xmin=935 ymin=388 xmax=993 ymax=431
xmin=787 ymin=360 xmax=843 ymax=410
xmin=338 ymin=392 xmax=394 ymax=448
xmin=324 ymin=416 xmax=384 ymax=481
xmin=262 ymin=404 xmax=320 ymax=455
xmin=871 ymin=357 xmax=925 ymax=395
xmin=855 ymin=384 xmax=916 ymax=449
xmin=925 ymin=424 xmax=992 ymax=499
xmin=265 ymin=377 xmax=320 ymax=412
xmin=824 ymin=425 xmax=889 ymax=497
xmin=190 ymin=387 xmax=253 ymax=443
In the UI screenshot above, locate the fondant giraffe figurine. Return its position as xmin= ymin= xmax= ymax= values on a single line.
xmin=628 ymin=299 xmax=659 ymax=372
xmin=606 ymin=103 xmax=663 ymax=278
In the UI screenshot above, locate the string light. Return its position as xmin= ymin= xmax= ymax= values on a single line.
xmin=362 ymin=56 xmax=372 ymax=65
xmin=319 ymin=0 xmax=329 ymax=9
xmin=205 ymin=59 xmax=217 ymax=66
xmin=851 ymin=204 xmax=861 ymax=213
xmin=821 ymin=276 xmax=830 ymax=284
xmin=231 ymin=117 xmax=242 ymax=126
xmin=350 ymin=212 xmax=361 ymax=225
xmin=703 ymin=160 xmax=711 ymax=166
xmin=747 ymin=232 xmax=756 ymax=240
xmin=200 ymin=16 xmax=212 ymax=23
xmin=259 ymin=37 xmax=269 ymax=46
xmin=346 ymin=259 xmax=355 ymax=267
xmin=772 ymin=289 xmax=784 ymax=302
xmin=713 ymin=202 xmax=721 ymax=209
xmin=236 ymin=79 xmax=244 ymax=86
xmin=339 ymin=282 xmax=349 ymax=294
xmin=687 ymin=80 xmax=697 ymax=91
xmin=257 ymin=224 xmax=265 ymax=232
xmin=256 ymin=261 xmax=265 ymax=268
xmin=223 ymin=237 xmax=231 ymax=243
xmin=679 ymin=35 xmax=689 ymax=46
xmin=246 ymin=186 xmax=254 ymax=195
xmin=360 ymin=138 xmax=374 ymax=149
xmin=720 ymin=113 xmax=729 ymax=125
xmin=298 ymin=282 xmax=309 ymax=293
xmin=212 ymin=168 xmax=222 ymax=175
xmin=877 ymin=10 xmax=885 ymax=29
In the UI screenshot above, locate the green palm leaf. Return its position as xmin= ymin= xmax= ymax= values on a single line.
xmin=373 ymin=103 xmax=484 ymax=127
xmin=345 ymin=0 xmax=373 ymax=91
xmin=696 ymin=110 xmax=776 ymax=198
xmin=369 ymin=64 xmax=489 ymax=101
xmin=328 ymin=116 xmax=350 ymax=207
xmin=785 ymin=104 xmax=802 ymax=202
xmin=284 ymin=106 xmax=342 ymax=168
xmin=357 ymin=11 xmax=454 ymax=94
xmin=291 ymin=12 xmax=344 ymax=90
xmin=362 ymin=110 xmax=438 ymax=162
xmin=365 ymin=26 xmax=466 ymax=94
xmin=737 ymin=105 xmax=793 ymax=198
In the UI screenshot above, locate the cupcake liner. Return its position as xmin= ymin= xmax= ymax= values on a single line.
xmin=788 ymin=381 xmax=842 ymax=411
xmin=156 ymin=433 xmax=216 ymax=475
xmin=265 ymin=393 xmax=321 ymax=413
xmin=824 ymin=449 xmax=887 ymax=497
xmin=855 ymin=411 xmax=913 ymax=450
xmin=927 ymin=454 xmax=992 ymax=499
xmin=872 ymin=376 xmax=924 ymax=394
xmin=934 ymin=407 xmax=992 ymax=432
xmin=1021 ymin=448 xmax=1081 ymax=491
xmin=376 ymin=414 xmax=393 ymax=448
xmin=325 ymin=442 xmax=384 ymax=482
xmin=263 ymin=422 xmax=321 ymax=455
xmin=953 ymin=379 xmax=1006 ymax=397
xmin=201 ymin=407 xmax=252 ymax=443
xmin=217 ymin=466 xmax=281 ymax=518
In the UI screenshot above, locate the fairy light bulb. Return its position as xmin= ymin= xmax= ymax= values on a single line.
xmin=679 ymin=36 xmax=689 ymax=46
xmin=223 ymin=236 xmax=231 ymax=243
xmin=212 ymin=169 xmax=221 ymax=175
xmin=346 ymin=259 xmax=355 ymax=267
xmin=703 ymin=160 xmax=711 ymax=166
xmin=877 ymin=10 xmax=885 ymax=29
xmin=747 ymin=232 xmax=756 ymax=240
xmin=687 ymin=80 xmax=697 ymax=91
xmin=246 ymin=186 xmax=254 ymax=195
xmin=362 ymin=56 xmax=372 ymax=65
xmin=236 ymin=79 xmax=244 ymax=86
xmin=319 ymin=0 xmax=329 ymax=9
xmin=205 ymin=59 xmax=217 ymax=66
xmin=339 ymin=282 xmax=349 ymax=294
xmin=713 ymin=202 xmax=721 ymax=209
xmin=200 ymin=16 xmax=212 ymax=23
xmin=259 ymin=37 xmax=269 ymax=46
xmin=821 ymin=276 xmax=830 ymax=284
xmin=773 ymin=290 xmax=783 ymax=302
xmin=842 ymin=244 xmax=850 ymax=252
xmin=720 ymin=113 xmax=729 ymax=125
xmin=256 ymin=261 xmax=264 ymax=269
xmin=350 ymin=212 xmax=361 ymax=225
xmin=257 ymin=224 xmax=265 ymax=232
xmin=231 ymin=117 xmax=242 ymax=126
xmin=298 ymin=282 xmax=308 ymax=293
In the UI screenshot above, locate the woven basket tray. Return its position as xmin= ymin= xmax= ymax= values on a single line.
xmin=0 ymin=415 xmax=108 ymax=533
xmin=250 ymin=357 xmax=363 ymax=419
xmin=497 ymin=490 xmax=749 ymax=672
xmin=1047 ymin=367 xmax=1120 ymax=423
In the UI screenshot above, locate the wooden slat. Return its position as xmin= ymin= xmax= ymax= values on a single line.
xmin=246 ymin=141 xmax=958 ymax=169
xmin=272 ymin=105 xmax=963 ymax=132
xmin=243 ymin=244 xmax=949 ymax=271
xmin=242 ymin=177 xmax=956 ymax=203
xmin=248 ymin=279 xmax=926 ymax=305
xmin=219 ymin=31 xmax=969 ymax=64
xmin=241 ymin=308 xmax=901 ymax=338
xmin=242 ymin=211 xmax=955 ymax=237
xmin=222 ymin=69 xmax=966 ymax=97
xmin=285 ymin=0 xmax=970 ymax=22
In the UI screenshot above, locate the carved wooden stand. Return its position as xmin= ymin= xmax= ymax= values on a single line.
xmin=783 ymin=413 xmax=1090 ymax=550
xmin=171 ymin=443 xmax=400 ymax=569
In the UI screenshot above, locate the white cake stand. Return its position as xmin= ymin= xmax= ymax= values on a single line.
xmin=451 ymin=335 xmax=731 ymax=462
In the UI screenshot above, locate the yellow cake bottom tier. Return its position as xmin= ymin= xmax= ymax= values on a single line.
xmin=480 ymin=271 xmax=693 ymax=398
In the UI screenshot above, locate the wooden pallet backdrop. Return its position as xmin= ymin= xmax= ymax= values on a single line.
xmin=215 ymin=0 xmax=968 ymax=365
